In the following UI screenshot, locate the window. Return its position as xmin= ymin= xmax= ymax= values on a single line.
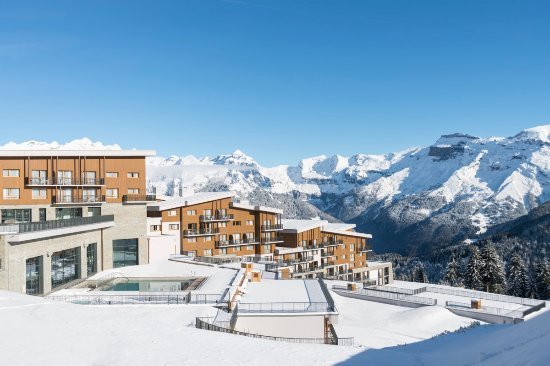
xmin=32 ymin=189 xmax=46 ymax=199
xmin=82 ymin=189 xmax=97 ymax=202
xmin=1 ymin=209 xmax=31 ymax=223
xmin=204 ymin=249 xmax=212 ymax=256
xmin=128 ymin=188 xmax=139 ymax=195
xmin=127 ymin=172 xmax=139 ymax=178
xmin=106 ymin=189 xmax=119 ymax=198
xmin=82 ymin=171 xmax=96 ymax=184
xmin=113 ymin=239 xmax=139 ymax=268
xmin=3 ymin=169 xmax=19 ymax=177
xmin=39 ymin=208 xmax=46 ymax=222
xmin=246 ymin=245 xmax=254 ymax=251
xmin=219 ymin=222 xmax=227 ymax=228
xmin=350 ymin=254 xmax=355 ymax=262
xmin=350 ymin=244 xmax=355 ymax=251
xmin=26 ymin=256 xmax=42 ymax=295
xmin=204 ymin=236 xmax=212 ymax=241
xmin=57 ymin=170 xmax=72 ymax=185
xmin=150 ymin=225 xmax=160 ymax=231
xmin=31 ymin=170 xmax=47 ymax=184
xmin=203 ymin=209 xmax=212 ymax=216
xmin=246 ymin=220 xmax=254 ymax=226
xmin=262 ymin=244 xmax=271 ymax=252
xmin=342 ymin=254 xmax=346 ymax=260
xmin=219 ymin=248 xmax=227 ymax=255
xmin=55 ymin=207 xmax=82 ymax=220
xmin=3 ymin=188 xmax=20 ymax=199
xmin=168 ymin=210 xmax=177 ymax=216
xmin=233 ymin=221 xmax=241 ymax=226
xmin=87 ymin=243 xmax=97 ymax=276
xmin=106 ymin=172 xmax=118 ymax=178
xmin=186 ymin=210 xmax=196 ymax=215
xmin=88 ymin=207 xmax=101 ymax=217
xmin=169 ymin=224 xmax=179 ymax=230
xmin=187 ymin=238 xmax=197 ymax=243
xmin=51 ymin=248 xmax=80 ymax=289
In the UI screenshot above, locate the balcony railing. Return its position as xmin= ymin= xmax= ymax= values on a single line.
xmin=52 ymin=195 xmax=106 ymax=204
xmin=183 ymin=228 xmax=220 ymax=237
xmin=25 ymin=177 xmax=105 ymax=186
xmin=238 ymin=302 xmax=335 ymax=313
xmin=302 ymin=240 xmax=343 ymax=250
xmin=0 ymin=215 xmax=115 ymax=234
xmin=261 ymin=224 xmax=284 ymax=231
xmin=215 ymin=237 xmax=259 ymax=247
xmin=122 ymin=194 xmax=157 ymax=203
xmin=199 ymin=214 xmax=234 ymax=222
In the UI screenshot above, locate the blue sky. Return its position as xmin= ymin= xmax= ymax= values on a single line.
xmin=1 ymin=0 xmax=549 ymax=166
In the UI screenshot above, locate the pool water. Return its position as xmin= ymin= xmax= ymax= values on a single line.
xmin=103 ymin=279 xmax=197 ymax=292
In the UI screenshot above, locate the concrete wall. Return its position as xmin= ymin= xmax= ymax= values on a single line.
xmin=333 ymin=290 xmax=432 ymax=309
xmin=446 ymin=307 xmax=524 ymax=324
xmin=234 ymin=314 xmax=326 ymax=338
xmin=148 ymin=234 xmax=178 ymax=263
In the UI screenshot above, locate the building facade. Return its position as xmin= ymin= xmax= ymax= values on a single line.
xmin=147 ymin=192 xmax=393 ymax=283
xmin=0 ymin=149 xmax=155 ymax=295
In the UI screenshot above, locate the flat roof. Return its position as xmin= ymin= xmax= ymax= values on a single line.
xmin=0 ymin=150 xmax=156 ymax=157
xmin=147 ymin=192 xmax=235 ymax=211
xmin=281 ymin=219 xmax=327 ymax=233
xmin=230 ymin=201 xmax=283 ymax=214
xmin=322 ymin=223 xmax=356 ymax=231
xmin=321 ymin=228 xmax=372 ymax=239
xmin=242 ymin=279 xmax=327 ymax=304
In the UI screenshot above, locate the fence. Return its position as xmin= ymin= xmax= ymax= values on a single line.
xmin=237 ymin=302 xmax=334 ymax=313
xmin=426 ymin=286 xmax=544 ymax=306
xmin=0 ymin=215 xmax=114 ymax=234
xmin=47 ymin=292 xmax=221 ymax=305
xmin=445 ymin=301 xmax=524 ymax=318
xmin=196 ymin=317 xmax=353 ymax=346
xmin=194 ymin=256 xmax=242 ymax=265
xmin=372 ymin=285 xmax=427 ymax=295
xmin=318 ymin=278 xmax=337 ymax=312
xmin=332 ymin=286 xmax=437 ymax=306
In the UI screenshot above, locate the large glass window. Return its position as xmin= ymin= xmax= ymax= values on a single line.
xmin=1 ymin=209 xmax=31 ymax=223
xmin=51 ymin=248 xmax=80 ymax=289
xmin=113 ymin=239 xmax=138 ymax=268
xmin=26 ymin=256 xmax=42 ymax=295
xmin=55 ymin=207 xmax=82 ymax=220
xmin=86 ymin=243 xmax=97 ymax=276
xmin=88 ymin=207 xmax=101 ymax=217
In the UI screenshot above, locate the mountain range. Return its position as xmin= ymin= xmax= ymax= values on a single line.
xmin=146 ymin=125 xmax=549 ymax=256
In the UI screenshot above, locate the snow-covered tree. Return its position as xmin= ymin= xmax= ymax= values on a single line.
xmin=506 ymin=253 xmax=528 ymax=297
xmin=464 ymin=246 xmax=483 ymax=290
xmin=442 ymin=255 xmax=462 ymax=286
xmin=480 ymin=244 xmax=506 ymax=293
xmin=534 ymin=261 xmax=550 ymax=300
xmin=412 ymin=264 xmax=428 ymax=283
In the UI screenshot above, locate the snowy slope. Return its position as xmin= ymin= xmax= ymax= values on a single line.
xmin=145 ymin=125 xmax=550 ymax=254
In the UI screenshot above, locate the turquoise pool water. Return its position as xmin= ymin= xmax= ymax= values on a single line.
xmin=102 ymin=278 xmax=197 ymax=292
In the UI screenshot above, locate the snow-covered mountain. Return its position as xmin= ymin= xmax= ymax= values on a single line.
xmin=147 ymin=125 xmax=550 ymax=255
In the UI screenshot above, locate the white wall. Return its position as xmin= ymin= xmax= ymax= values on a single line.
xmin=234 ymin=314 xmax=325 ymax=338
xmin=148 ymin=235 xmax=178 ymax=263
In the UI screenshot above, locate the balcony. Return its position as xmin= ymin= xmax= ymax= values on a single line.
xmin=25 ymin=177 xmax=105 ymax=186
xmin=0 ymin=215 xmax=115 ymax=235
xmin=183 ymin=228 xmax=220 ymax=237
xmin=52 ymin=195 xmax=106 ymax=205
xmin=199 ymin=214 xmax=234 ymax=222
xmin=122 ymin=194 xmax=157 ymax=203
xmin=321 ymin=251 xmax=336 ymax=258
xmin=261 ymin=224 xmax=284 ymax=231
xmin=261 ymin=235 xmax=284 ymax=244
xmin=215 ymin=237 xmax=259 ymax=248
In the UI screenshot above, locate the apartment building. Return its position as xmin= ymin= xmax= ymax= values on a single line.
xmin=147 ymin=191 xmax=393 ymax=284
xmin=0 ymin=149 xmax=156 ymax=295
xmin=147 ymin=192 xmax=283 ymax=260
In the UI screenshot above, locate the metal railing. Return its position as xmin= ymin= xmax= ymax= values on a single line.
xmin=425 ymin=286 xmax=544 ymax=306
xmin=122 ymin=194 xmax=157 ymax=203
xmin=261 ymin=235 xmax=284 ymax=243
xmin=332 ymin=286 xmax=437 ymax=306
xmin=53 ymin=195 xmax=106 ymax=204
xmin=0 ymin=215 xmax=114 ymax=234
xmin=196 ymin=317 xmax=351 ymax=346
xmin=200 ymin=214 xmax=234 ymax=222
xmin=261 ymin=224 xmax=284 ymax=231
xmin=194 ymin=256 xmax=242 ymax=265
xmin=303 ymin=240 xmax=344 ymax=250
xmin=238 ymin=302 xmax=334 ymax=313
xmin=372 ymin=285 xmax=428 ymax=295
xmin=47 ymin=292 xmax=221 ymax=305
xmin=445 ymin=301 xmax=524 ymax=318
xmin=25 ymin=177 xmax=105 ymax=186
xmin=183 ymin=228 xmax=220 ymax=236
xmin=215 ymin=238 xmax=259 ymax=247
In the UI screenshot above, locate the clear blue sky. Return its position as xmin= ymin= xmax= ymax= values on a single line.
xmin=1 ymin=0 xmax=549 ymax=166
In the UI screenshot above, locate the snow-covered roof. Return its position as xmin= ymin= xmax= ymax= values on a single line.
xmin=281 ymin=219 xmax=328 ymax=233
xmin=230 ymin=201 xmax=283 ymax=214
xmin=322 ymin=228 xmax=372 ymax=239
xmin=322 ymin=223 xmax=356 ymax=231
xmin=242 ymin=279 xmax=328 ymax=304
xmin=147 ymin=192 xmax=235 ymax=211
xmin=0 ymin=149 xmax=156 ymax=157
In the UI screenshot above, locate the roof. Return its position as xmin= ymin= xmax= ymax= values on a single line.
xmin=321 ymin=228 xmax=372 ymax=239
xmin=281 ymin=219 xmax=327 ymax=233
xmin=147 ymin=192 xmax=235 ymax=211
xmin=322 ymin=222 xmax=356 ymax=231
xmin=230 ymin=201 xmax=283 ymax=214
xmin=0 ymin=150 xmax=156 ymax=157
xmin=242 ymin=279 xmax=328 ymax=304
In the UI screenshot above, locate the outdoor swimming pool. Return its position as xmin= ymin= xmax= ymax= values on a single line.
xmin=100 ymin=277 xmax=204 ymax=292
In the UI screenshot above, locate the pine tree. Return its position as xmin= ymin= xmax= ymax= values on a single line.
xmin=464 ymin=246 xmax=483 ymax=290
xmin=480 ymin=244 xmax=506 ymax=293
xmin=443 ymin=255 xmax=462 ymax=286
xmin=534 ymin=261 xmax=550 ymax=300
xmin=413 ymin=264 xmax=428 ymax=283
xmin=506 ymin=253 xmax=528 ymax=297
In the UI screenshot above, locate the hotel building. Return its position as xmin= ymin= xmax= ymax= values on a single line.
xmin=0 ymin=148 xmax=156 ymax=295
